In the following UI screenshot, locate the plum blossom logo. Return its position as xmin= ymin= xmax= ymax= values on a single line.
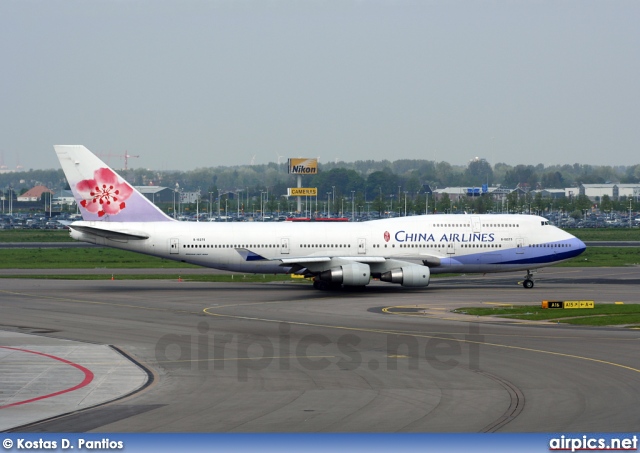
xmin=76 ymin=168 xmax=133 ymax=217
xmin=384 ymin=231 xmax=390 ymax=242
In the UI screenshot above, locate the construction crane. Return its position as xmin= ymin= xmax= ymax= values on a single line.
xmin=96 ymin=150 xmax=140 ymax=170
xmin=123 ymin=151 xmax=140 ymax=170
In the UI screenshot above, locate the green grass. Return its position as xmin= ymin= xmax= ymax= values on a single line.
xmin=0 ymin=229 xmax=73 ymax=242
xmin=553 ymin=247 xmax=640 ymax=267
xmin=0 ymin=273 xmax=309 ymax=283
xmin=455 ymin=304 xmax=640 ymax=327
xmin=565 ymin=228 xmax=640 ymax=241
xmin=0 ymin=248 xmax=199 ymax=269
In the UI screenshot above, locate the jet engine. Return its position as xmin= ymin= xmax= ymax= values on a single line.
xmin=319 ymin=262 xmax=371 ymax=286
xmin=380 ymin=266 xmax=430 ymax=287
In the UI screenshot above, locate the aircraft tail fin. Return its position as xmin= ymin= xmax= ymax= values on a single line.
xmin=54 ymin=145 xmax=174 ymax=222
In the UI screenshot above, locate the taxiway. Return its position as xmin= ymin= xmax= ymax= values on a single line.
xmin=1 ymin=267 xmax=639 ymax=432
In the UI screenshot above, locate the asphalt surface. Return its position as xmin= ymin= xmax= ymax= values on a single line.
xmin=1 ymin=267 xmax=639 ymax=432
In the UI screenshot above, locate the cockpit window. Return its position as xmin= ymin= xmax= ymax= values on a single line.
xmin=541 ymin=221 xmax=549 ymax=226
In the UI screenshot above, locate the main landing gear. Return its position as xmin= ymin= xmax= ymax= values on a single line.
xmin=312 ymin=279 xmax=342 ymax=291
xmin=522 ymin=270 xmax=535 ymax=289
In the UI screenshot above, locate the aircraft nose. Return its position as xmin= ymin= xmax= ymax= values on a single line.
xmin=573 ymin=237 xmax=587 ymax=254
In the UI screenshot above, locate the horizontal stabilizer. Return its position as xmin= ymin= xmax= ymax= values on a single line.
xmin=69 ymin=225 xmax=149 ymax=240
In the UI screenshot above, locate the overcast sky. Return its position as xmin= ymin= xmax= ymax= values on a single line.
xmin=1 ymin=0 xmax=639 ymax=171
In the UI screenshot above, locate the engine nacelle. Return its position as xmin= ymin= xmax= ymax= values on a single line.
xmin=319 ymin=262 xmax=371 ymax=286
xmin=380 ymin=266 xmax=430 ymax=287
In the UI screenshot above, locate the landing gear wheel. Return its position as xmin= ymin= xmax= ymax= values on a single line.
xmin=523 ymin=279 xmax=534 ymax=289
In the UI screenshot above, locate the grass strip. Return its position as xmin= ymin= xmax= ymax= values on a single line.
xmin=566 ymin=228 xmax=640 ymax=242
xmin=553 ymin=247 xmax=640 ymax=267
xmin=0 ymin=248 xmax=200 ymax=269
xmin=455 ymin=304 xmax=640 ymax=327
xmin=0 ymin=230 xmax=73 ymax=242
xmin=0 ymin=273 xmax=311 ymax=283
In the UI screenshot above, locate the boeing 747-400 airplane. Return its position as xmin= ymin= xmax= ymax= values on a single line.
xmin=55 ymin=145 xmax=586 ymax=290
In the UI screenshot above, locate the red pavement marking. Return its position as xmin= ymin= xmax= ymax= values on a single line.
xmin=0 ymin=346 xmax=94 ymax=409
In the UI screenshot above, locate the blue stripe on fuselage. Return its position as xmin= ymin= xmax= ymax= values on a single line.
xmin=454 ymin=238 xmax=586 ymax=265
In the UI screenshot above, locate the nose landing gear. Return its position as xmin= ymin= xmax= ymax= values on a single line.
xmin=522 ymin=270 xmax=535 ymax=289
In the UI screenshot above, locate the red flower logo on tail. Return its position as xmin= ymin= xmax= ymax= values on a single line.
xmin=384 ymin=231 xmax=390 ymax=242
xmin=76 ymin=168 xmax=133 ymax=217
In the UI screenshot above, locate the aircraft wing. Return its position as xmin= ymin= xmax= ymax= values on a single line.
xmin=275 ymin=254 xmax=440 ymax=275
xmin=279 ymin=256 xmax=387 ymax=265
xmin=277 ymin=254 xmax=441 ymax=268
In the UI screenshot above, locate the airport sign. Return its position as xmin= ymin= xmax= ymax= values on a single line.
xmin=542 ymin=300 xmax=595 ymax=309
xmin=288 ymin=188 xmax=318 ymax=196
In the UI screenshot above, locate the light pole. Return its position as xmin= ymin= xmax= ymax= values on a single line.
xmin=196 ymin=188 xmax=200 ymax=221
xmin=351 ymin=190 xmax=355 ymax=222
xmin=332 ymin=186 xmax=335 ymax=216
xmin=327 ymin=192 xmax=331 ymax=218
xmin=237 ymin=189 xmax=242 ymax=218
xmin=404 ymin=191 xmax=408 ymax=217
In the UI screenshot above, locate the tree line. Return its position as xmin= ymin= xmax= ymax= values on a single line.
xmin=1 ymin=158 xmax=640 ymax=216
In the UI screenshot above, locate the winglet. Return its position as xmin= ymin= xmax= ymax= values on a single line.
xmin=55 ymin=145 xmax=174 ymax=222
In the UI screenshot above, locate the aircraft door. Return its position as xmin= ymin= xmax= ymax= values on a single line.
xmin=281 ymin=238 xmax=290 ymax=255
xmin=471 ymin=216 xmax=482 ymax=233
xmin=170 ymin=238 xmax=180 ymax=255
xmin=447 ymin=242 xmax=456 ymax=255
xmin=516 ymin=238 xmax=524 ymax=254
xmin=358 ymin=238 xmax=366 ymax=255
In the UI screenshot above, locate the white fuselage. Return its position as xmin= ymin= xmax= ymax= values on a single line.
xmin=70 ymin=214 xmax=586 ymax=275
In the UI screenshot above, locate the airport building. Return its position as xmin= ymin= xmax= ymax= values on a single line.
xmin=17 ymin=185 xmax=54 ymax=202
xmin=578 ymin=183 xmax=640 ymax=201
xmin=135 ymin=186 xmax=174 ymax=204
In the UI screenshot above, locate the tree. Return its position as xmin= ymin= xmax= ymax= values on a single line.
xmin=365 ymin=170 xmax=400 ymax=200
xmin=372 ymin=194 xmax=386 ymax=216
xmin=574 ymin=194 xmax=592 ymax=213
xmin=464 ymin=158 xmax=493 ymax=187
xmin=436 ymin=193 xmax=451 ymax=213
xmin=600 ymin=194 xmax=613 ymax=214
xmin=533 ymin=192 xmax=545 ymax=215
xmin=502 ymin=165 xmax=538 ymax=189
xmin=506 ymin=191 xmax=519 ymax=213
xmin=540 ymin=171 xmax=564 ymax=188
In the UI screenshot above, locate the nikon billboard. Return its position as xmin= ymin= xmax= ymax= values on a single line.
xmin=288 ymin=158 xmax=318 ymax=175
